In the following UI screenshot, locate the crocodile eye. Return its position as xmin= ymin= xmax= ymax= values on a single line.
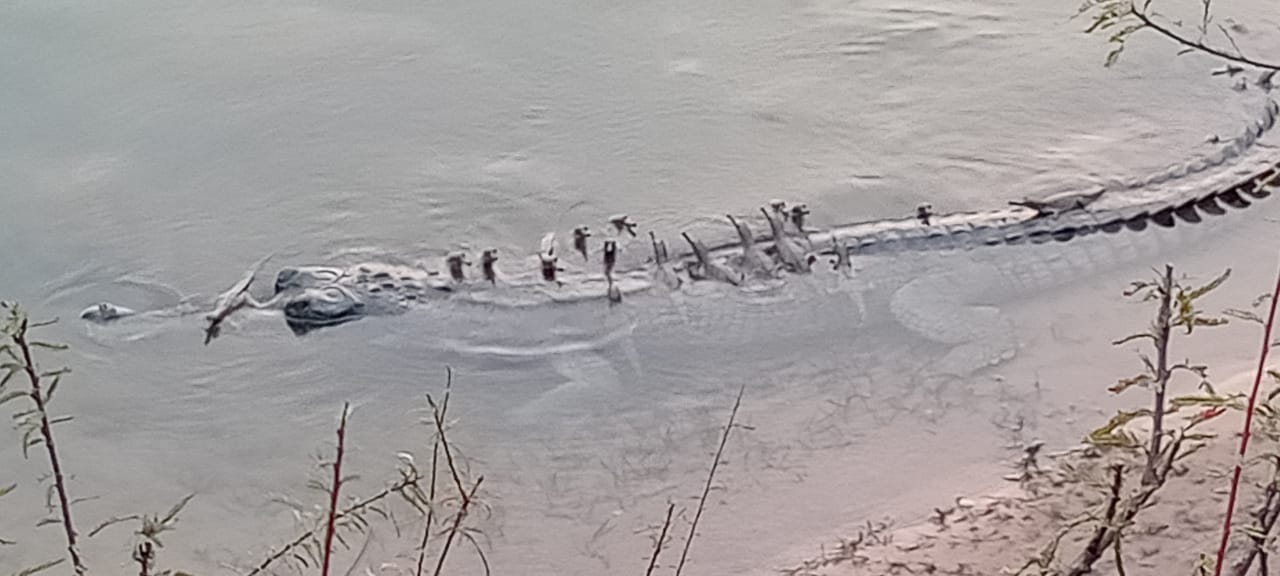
xmin=285 ymin=299 xmax=310 ymax=315
xmin=275 ymin=268 xmax=300 ymax=292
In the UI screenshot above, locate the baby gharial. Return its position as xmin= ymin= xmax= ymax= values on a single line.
xmin=79 ymin=302 xmax=137 ymax=323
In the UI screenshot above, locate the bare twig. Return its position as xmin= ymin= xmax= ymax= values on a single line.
xmin=426 ymin=393 xmax=466 ymax=502
xmin=1053 ymin=265 xmax=1229 ymax=575
xmin=3 ymin=308 xmax=86 ymax=575
xmin=1145 ymin=265 xmax=1174 ymax=486
xmin=431 ymin=477 xmax=484 ymax=576
xmin=1215 ymin=256 xmax=1280 ymax=576
xmin=675 ymin=384 xmax=746 ymax=576
xmin=320 ymin=403 xmax=350 ymax=576
xmin=414 ymin=367 xmax=451 ymax=576
xmin=1068 ymin=465 xmax=1127 ymax=575
xmin=1228 ymin=457 xmax=1280 ymax=575
xmin=1130 ymin=5 xmax=1280 ymax=72
xmin=133 ymin=542 xmax=154 ymax=576
xmin=425 ymin=368 xmax=488 ymax=576
xmin=645 ymin=503 xmax=676 ymax=576
xmin=247 ymin=467 xmax=426 ymax=576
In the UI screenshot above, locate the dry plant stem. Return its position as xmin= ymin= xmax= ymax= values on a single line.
xmin=133 ymin=542 xmax=154 ymax=576
xmin=11 ymin=318 xmax=85 ymax=575
xmin=1215 ymin=256 xmax=1280 ymax=576
xmin=674 ymin=384 xmax=745 ymax=576
xmin=247 ymin=468 xmax=425 ymax=576
xmin=1229 ymin=459 xmax=1280 ymax=575
xmin=1062 ymin=267 xmax=1190 ymax=576
xmin=1063 ymin=445 xmax=1182 ymax=576
xmin=1129 ymin=5 xmax=1280 ymax=71
xmin=320 ymin=403 xmax=350 ymax=576
xmin=429 ymin=394 xmax=467 ymax=499
xmin=645 ymin=503 xmax=675 ymax=576
xmin=431 ymin=477 xmax=483 ymax=576
xmin=427 ymin=369 xmax=488 ymax=576
xmin=412 ymin=440 xmax=440 ymax=576
xmin=1070 ymin=465 xmax=1126 ymax=576
xmin=1145 ymin=265 xmax=1174 ymax=486
xmin=415 ymin=368 xmax=450 ymax=576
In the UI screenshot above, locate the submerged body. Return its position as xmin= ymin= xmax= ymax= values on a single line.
xmin=78 ymin=98 xmax=1280 ymax=375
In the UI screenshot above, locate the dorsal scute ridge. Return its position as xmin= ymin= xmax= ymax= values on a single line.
xmin=1127 ymin=97 xmax=1277 ymax=190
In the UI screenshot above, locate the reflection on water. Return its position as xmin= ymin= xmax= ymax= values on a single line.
xmin=2 ymin=0 xmax=1278 ymax=573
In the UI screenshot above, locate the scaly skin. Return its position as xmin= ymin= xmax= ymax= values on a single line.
xmin=81 ymin=99 xmax=1280 ymax=376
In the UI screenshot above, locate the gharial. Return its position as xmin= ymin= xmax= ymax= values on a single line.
xmin=80 ymin=99 xmax=1280 ymax=375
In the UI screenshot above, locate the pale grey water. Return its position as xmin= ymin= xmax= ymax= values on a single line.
xmin=3 ymin=1 xmax=1280 ymax=574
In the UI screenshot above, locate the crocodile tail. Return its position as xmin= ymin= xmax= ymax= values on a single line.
xmin=1117 ymin=97 xmax=1278 ymax=191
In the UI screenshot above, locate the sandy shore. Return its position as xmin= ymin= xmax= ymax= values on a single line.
xmin=777 ymin=366 xmax=1273 ymax=576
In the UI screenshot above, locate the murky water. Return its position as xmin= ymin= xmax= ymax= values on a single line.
xmin=3 ymin=1 xmax=1280 ymax=574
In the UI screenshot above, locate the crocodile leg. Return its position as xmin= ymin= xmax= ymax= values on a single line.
xmin=889 ymin=264 xmax=1019 ymax=377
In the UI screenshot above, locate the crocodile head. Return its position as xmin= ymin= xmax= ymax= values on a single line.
xmin=282 ymin=285 xmax=366 ymax=334
xmin=79 ymin=302 xmax=137 ymax=323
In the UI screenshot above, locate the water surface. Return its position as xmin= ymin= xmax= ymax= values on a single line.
xmin=3 ymin=1 xmax=1279 ymax=574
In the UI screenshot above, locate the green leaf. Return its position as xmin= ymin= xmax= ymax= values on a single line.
xmin=1086 ymin=14 xmax=1114 ymax=34
xmin=1186 ymin=268 xmax=1232 ymax=301
xmin=1105 ymin=44 xmax=1127 ymax=67
xmin=20 ymin=428 xmax=40 ymax=459
xmin=1224 ymin=308 xmax=1265 ymax=325
xmin=0 ymin=391 xmax=28 ymax=407
xmin=28 ymin=342 xmax=66 ymax=351
xmin=1110 ymin=374 xmax=1153 ymax=393
xmin=87 ymin=514 xmax=141 ymax=538
xmin=0 ymin=483 xmax=15 ymax=498
xmin=1112 ymin=331 xmax=1156 ymax=346
xmin=1169 ymin=394 xmax=1244 ymax=411
xmin=161 ymin=494 xmax=195 ymax=525
xmin=42 ymin=376 xmax=58 ymax=404
xmin=1086 ymin=410 xmax=1150 ymax=448
xmin=14 ymin=558 xmax=65 ymax=576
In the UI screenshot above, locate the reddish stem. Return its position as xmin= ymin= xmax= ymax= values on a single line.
xmin=1214 ymin=259 xmax=1280 ymax=575
xmin=14 ymin=319 xmax=85 ymax=575
xmin=321 ymin=403 xmax=349 ymax=576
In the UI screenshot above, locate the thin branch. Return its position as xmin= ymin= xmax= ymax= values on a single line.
xmin=427 ymin=392 xmax=466 ymax=502
xmin=1060 ymin=265 xmax=1216 ymax=576
xmin=1217 ymin=24 xmax=1245 ymax=60
xmin=1228 ymin=457 xmax=1280 ymax=575
xmin=1215 ymin=254 xmax=1280 ymax=576
xmin=9 ymin=316 xmax=85 ymax=575
xmin=414 ymin=368 xmax=451 ymax=576
xmin=86 ymin=514 xmax=142 ymax=538
xmin=1069 ymin=465 xmax=1126 ymax=575
xmin=675 ymin=384 xmax=746 ymax=576
xmin=645 ymin=503 xmax=676 ymax=576
xmin=1145 ymin=265 xmax=1174 ymax=486
xmin=422 ymin=368 xmax=488 ymax=576
xmin=133 ymin=542 xmax=154 ymax=576
xmin=246 ymin=467 xmax=425 ymax=576
xmin=1131 ymin=5 xmax=1280 ymax=72
xmin=431 ymin=477 xmax=483 ymax=576
xmin=321 ymin=403 xmax=350 ymax=576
